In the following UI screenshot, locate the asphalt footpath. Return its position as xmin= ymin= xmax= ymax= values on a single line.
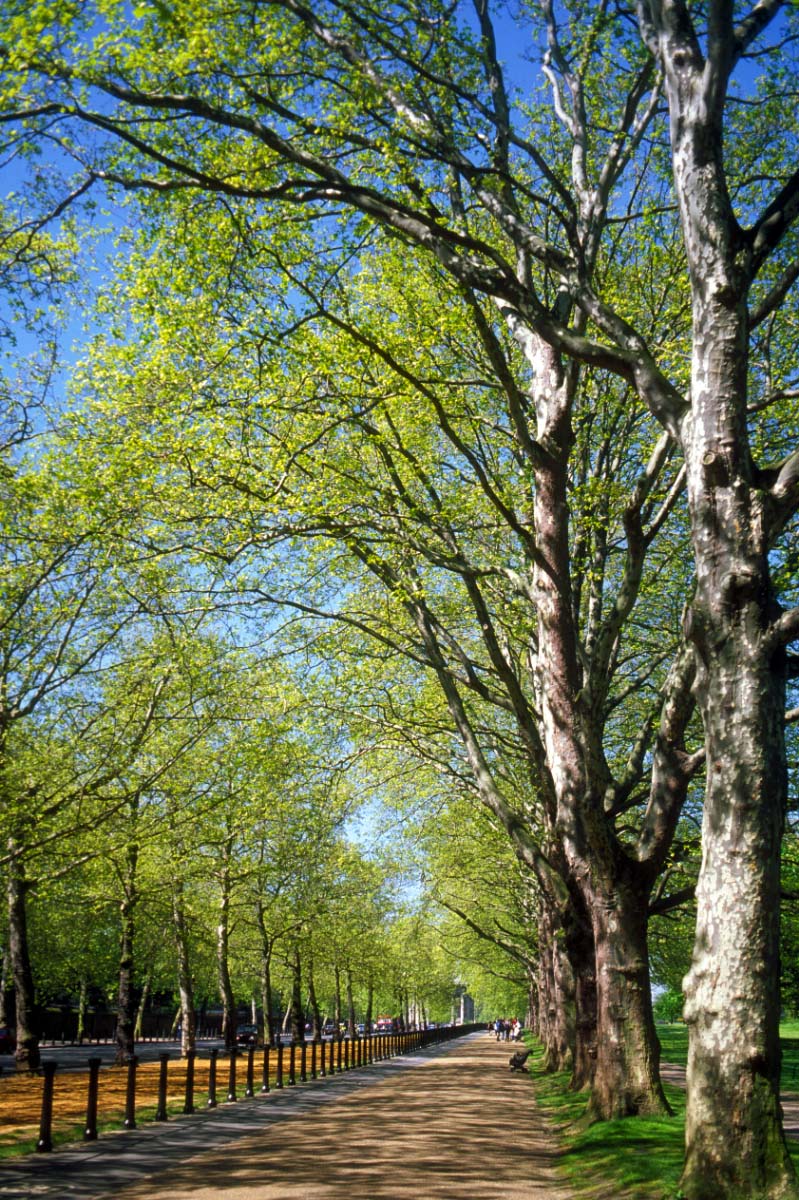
xmin=0 ymin=1033 xmax=571 ymax=1200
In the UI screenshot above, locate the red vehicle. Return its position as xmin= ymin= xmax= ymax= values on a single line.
xmin=375 ymin=1016 xmax=395 ymax=1034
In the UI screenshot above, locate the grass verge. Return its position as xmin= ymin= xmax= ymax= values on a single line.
xmin=657 ymin=1022 xmax=799 ymax=1092
xmin=528 ymin=1030 xmax=799 ymax=1200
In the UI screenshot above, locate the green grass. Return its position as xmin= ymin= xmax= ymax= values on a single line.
xmin=657 ymin=1022 xmax=799 ymax=1092
xmin=526 ymin=1040 xmax=686 ymax=1199
xmin=527 ymin=1033 xmax=799 ymax=1200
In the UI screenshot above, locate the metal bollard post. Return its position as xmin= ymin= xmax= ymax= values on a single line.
xmin=36 ymin=1060 xmax=58 ymax=1152
xmin=184 ymin=1050 xmax=196 ymax=1114
xmin=337 ymin=1036 xmax=343 ymax=1073
xmin=155 ymin=1052 xmax=170 ymax=1121
xmin=300 ymin=1042 xmax=307 ymax=1083
xmin=123 ymin=1055 xmax=138 ymax=1130
xmin=311 ymin=1040 xmax=317 ymax=1080
xmin=261 ymin=1044 xmax=270 ymax=1093
xmin=227 ymin=1048 xmax=237 ymax=1102
xmin=288 ymin=1043 xmax=296 ymax=1086
xmin=207 ymin=1048 xmax=218 ymax=1108
xmin=84 ymin=1056 xmax=102 ymax=1141
xmin=276 ymin=1042 xmax=284 ymax=1089
xmin=245 ymin=1047 xmax=255 ymax=1097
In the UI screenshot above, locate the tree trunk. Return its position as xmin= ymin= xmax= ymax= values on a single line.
xmin=290 ymin=948 xmax=305 ymax=1043
xmin=172 ymin=883 xmax=196 ymax=1057
xmin=261 ymin=950 xmax=274 ymax=1046
xmin=115 ymin=844 xmax=138 ymax=1065
xmin=307 ymin=958 xmax=322 ymax=1042
xmin=216 ymin=838 xmax=236 ymax=1052
xmin=0 ymin=944 xmax=9 ymax=1027
xmin=134 ymin=969 xmax=151 ymax=1041
xmin=679 ymin=296 xmax=793 ymax=1198
xmin=587 ymin=871 xmax=667 ymax=1118
xmin=365 ymin=980 xmax=374 ymax=1035
xmin=7 ymin=844 xmax=39 ymax=1071
xmin=334 ymin=965 xmax=342 ymax=1029
xmin=76 ymin=978 xmax=88 ymax=1044
xmin=346 ymin=968 xmax=356 ymax=1038
xmin=255 ymin=901 xmax=275 ymax=1045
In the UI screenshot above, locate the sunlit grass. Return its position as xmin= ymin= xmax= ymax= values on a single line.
xmin=657 ymin=1022 xmax=799 ymax=1091
xmin=527 ymin=1035 xmax=799 ymax=1200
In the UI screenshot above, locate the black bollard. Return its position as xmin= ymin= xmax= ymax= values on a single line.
xmin=207 ymin=1048 xmax=218 ymax=1108
xmin=245 ymin=1046 xmax=255 ymax=1097
xmin=276 ymin=1041 xmax=284 ymax=1089
xmin=311 ymin=1040 xmax=317 ymax=1080
xmin=184 ymin=1050 xmax=196 ymax=1114
xmin=261 ymin=1044 xmax=270 ymax=1093
xmin=155 ymin=1052 xmax=170 ymax=1121
xmin=226 ymin=1048 xmax=237 ymax=1102
xmin=36 ymin=1060 xmax=58 ymax=1153
xmin=123 ymin=1055 xmax=138 ymax=1130
xmin=337 ymin=1036 xmax=343 ymax=1074
xmin=300 ymin=1042 xmax=307 ymax=1083
xmin=288 ymin=1043 xmax=296 ymax=1086
xmin=84 ymin=1056 xmax=102 ymax=1141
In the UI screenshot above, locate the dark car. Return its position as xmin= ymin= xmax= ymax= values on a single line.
xmin=0 ymin=1027 xmax=14 ymax=1054
xmin=235 ymin=1024 xmax=260 ymax=1047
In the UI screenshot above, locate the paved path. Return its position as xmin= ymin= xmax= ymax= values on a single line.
xmin=0 ymin=1035 xmax=570 ymax=1200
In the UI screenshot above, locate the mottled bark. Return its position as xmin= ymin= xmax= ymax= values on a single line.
xmin=76 ymin=978 xmax=88 ymax=1044
xmin=588 ymin=872 xmax=667 ymax=1118
xmin=134 ymin=970 xmax=151 ymax=1041
xmin=346 ymin=968 xmax=356 ymax=1038
xmin=307 ymin=958 xmax=322 ymax=1042
xmin=255 ymin=902 xmax=275 ymax=1045
xmin=0 ymin=945 xmax=9 ymax=1027
xmin=115 ymin=855 xmax=137 ymax=1065
xmin=216 ymin=839 xmax=236 ymax=1052
xmin=172 ymin=883 xmax=196 ymax=1057
xmin=290 ymin=948 xmax=305 ymax=1043
xmin=7 ymin=846 xmax=39 ymax=1072
xmin=635 ymin=5 xmax=799 ymax=1189
xmin=679 ymin=300 xmax=794 ymax=1198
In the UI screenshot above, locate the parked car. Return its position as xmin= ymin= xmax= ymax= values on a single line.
xmin=0 ymin=1027 xmax=14 ymax=1053
xmin=235 ymin=1024 xmax=260 ymax=1047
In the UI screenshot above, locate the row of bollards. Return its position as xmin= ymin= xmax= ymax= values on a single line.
xmin=33 ymin=1026 xmax=483 ymax=1153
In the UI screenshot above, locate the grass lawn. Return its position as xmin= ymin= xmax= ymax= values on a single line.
xmin=658 ymin=1021 xmax=799 ymax=1092
xmin=528 ymin=1028 xmax=799 ymax=1200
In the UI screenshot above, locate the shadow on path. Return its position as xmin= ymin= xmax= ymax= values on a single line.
xmin=0 ymin=1035 xmax=571 ymax=1200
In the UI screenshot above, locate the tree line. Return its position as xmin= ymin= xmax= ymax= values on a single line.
xmin=1 ymin=1 xmax=799 ymax=1196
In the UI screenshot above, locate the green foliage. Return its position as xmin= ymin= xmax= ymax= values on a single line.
xmin=653 ymin=989 xmax=684 ymax=1024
